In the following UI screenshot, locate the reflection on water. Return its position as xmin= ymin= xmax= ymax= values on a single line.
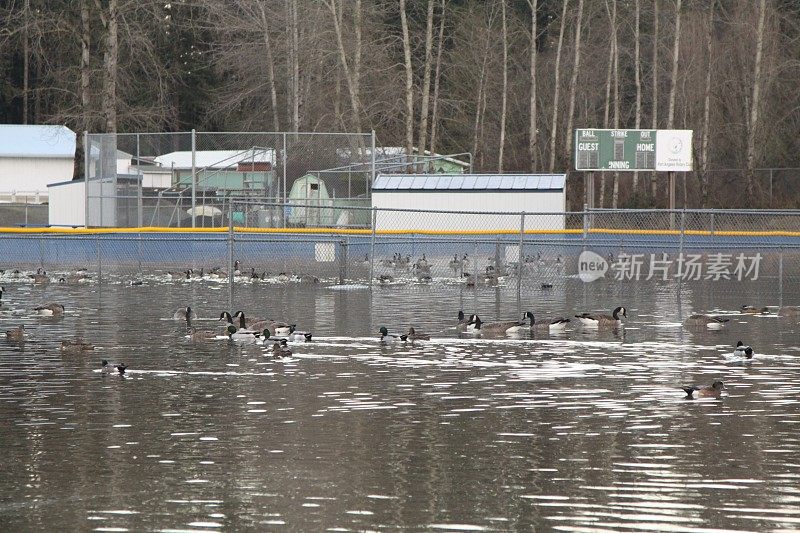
xmin=1 ymin=272 xmax=799 ymax=531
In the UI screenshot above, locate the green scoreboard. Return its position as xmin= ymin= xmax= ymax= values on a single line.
xmin=573 ymin=129 xmax=692 ymax=172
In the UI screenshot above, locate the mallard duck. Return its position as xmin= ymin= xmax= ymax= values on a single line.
xmin=173 ymin=306 xmax=197 ymax=321
xmin=5 ymin=325 xmax=24 ymax=341
xmin=60 ymin=339 xmax=94 ymax=353
xmin=575 ymin=306 xmax=627 ymax=328
xmin=379 ymin=326 xmax=402 ymax=342
xmin=683 ymin=314 xmax=729 ymax=330
xmin=734 ymin=341 xmax=754 ymax=359
xmin=101 ymin=359 xmax=127 ymax=375
xmin=187 ymin=326 xmax=217 ymax=340
xmin=226 ymin=324 xmax=259 ymax=342
xmin=35 ymin=303 xmax=65 ymax=316
xmin=272 ymin=338 xmax=292 ymax=358
xmin=400 ymin=327 xmax=430 ymax=342
xmin=682 ymin=380 xmax=724 ymax=398
xmin=740 ymin=305 xmax=769 ymax=315
xmin=779 ymin=306 xmax=800 ymax=318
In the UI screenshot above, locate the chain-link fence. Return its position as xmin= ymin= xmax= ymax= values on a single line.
xmin=1 ymin=207 xmax=799 ymax=315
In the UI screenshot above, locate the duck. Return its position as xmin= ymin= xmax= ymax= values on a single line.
xmin=173 ymin=306 xmax=197 ymax=321
xmin=683 ymin=314 xmax=729 ymax=330
xmin=378 ymin=274 xmax=394 ymax=285
xmin=226 ymin=324 xmax=260 ymax=342
xmin=574 ymin=306 xmax=627 ymax=328
xmin=400 ymin=327 xmax=430 ymax=342
xmin=733 ymin=341 xmax=754 ymax=359
xmin=275 ymin=272 xmax=290 ymax=282
xmin=740 ymin=305 xmax=768 ymax=315
xmin=682 ymin=380 xmax=724 ymax=399
xmin=379 ymin=326 xmax=402 ymax=342
xmin=778 ymin=306 xmax=800 ymax=318
xmin=5 ymin=325 xmax=25 ymax=341
xmin=60 ymin=339 xmax=94 ymax=353
xmin=187 ymin=326 xmax=217 ymax=340
xmin=271 ymin=338 xmax=292 ymax=358
xmin=0 ymin=285 xmax=4 ymax=304
xmin=101 ymin=359 xmax=127 ymax=375
xmin=35 ymin=303 xmax=65 ymax=316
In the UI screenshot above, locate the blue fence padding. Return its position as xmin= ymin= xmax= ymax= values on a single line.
xmin=0 ymin=231 xmax=797 ymax=267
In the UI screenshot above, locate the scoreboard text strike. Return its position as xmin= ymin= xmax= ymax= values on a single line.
xmin=574 ymin=129 xmax=693 ymax=172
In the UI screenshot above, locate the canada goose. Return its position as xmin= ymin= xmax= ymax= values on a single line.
xmin=682 ymin=380 xmax=724 ymax=399
xmin=514 ymin=311 xmax=571 ymax=333
xmin=298 ymin=275 xmax=319 ymax=284
xmin=0 ymin=285 xmax=4 ymax=303
xmin=60 ymin=339 xmax=94 ymax=353
xmin=574 ymin=306 xmax=627 ymax=328
xmin=462 ymin=272 xmax=475 ymax=287
xmin=379 ymin=326 xmax=402 ymax=342
xmin=101 ymin=359 xmax=127 ymax=375
xmin=167 ymin=271 xmax=184 ymax=280
xmin=5 ymin=325 xmax=24 ymax=341
xmin=734 ymin=341 xmax=754 ymax=359
xmin=275 ymin=272 xmax=290 ymax=282
xmin=233 ymin=260 xmax=241 ymax=276
xmin=740 ymin=305 xmax=768 ymax=315
xmin=29 ymin=268 xmax=49 ymax=283
xmin=233 ymin=311 xmax=293 ymax=336
xmin=35 ymin=303 xmax=65 ymax=316
xmin=683 ymin=314 xmax=729 ymax=330
xmin=470 ymin=315 xmax=527 ymax=335
xmin=455 ymin=310 xmax=470 ymax=332
xmin=272 ymin=338 xmax=292 ymax=358
xmin=173 ymin=306 xmax=197 ymax=321
xmin=778 ymin=306 xmax=800 ymax=318
xmin=378 ymin=274 xmax=394 ymax=285
xmin=448 ymin=254 xmax=461 ymax=274
xmin=400 ymin=327 xmax=430 ymax=342
xmin=219 ymin=311 xmax=234 ymax=325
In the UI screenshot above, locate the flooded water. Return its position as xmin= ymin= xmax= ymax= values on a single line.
xmin=1 ymin=272 xmax=799 ymax=532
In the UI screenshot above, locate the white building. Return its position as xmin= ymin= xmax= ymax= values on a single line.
xmin=0 ymin=124 xmax=76 ymax=203
xmin=371 ymin=174 xmax=566 ymax=231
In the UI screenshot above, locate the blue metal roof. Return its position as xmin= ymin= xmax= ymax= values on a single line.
xmin=372 ymin=174 xmax=565 ymax=191
xmin=0 ymin=125 xmax=76 ymax=158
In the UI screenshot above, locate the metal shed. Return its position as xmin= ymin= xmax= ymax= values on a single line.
xmin=371 ymin=173 xmax=566 ymax=231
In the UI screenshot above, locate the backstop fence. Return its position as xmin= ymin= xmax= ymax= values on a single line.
xmin=1 ymin=206 xmax=799 ymax=312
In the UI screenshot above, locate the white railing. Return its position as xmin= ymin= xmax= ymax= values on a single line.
xmin=0 ymin=190 xmax=49 ymax=204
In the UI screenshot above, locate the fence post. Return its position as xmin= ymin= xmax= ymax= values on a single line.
xmin=191 ymin=129 xmax=196 ymax=229
xmin=517 ymin=211 xmax=525 ymax=318
xmin=96 ymin=233 xmax=102 ymax=284
xmin=710 ymin=211 xmax=715 ymax=236
xmin=338 ymin=239 xmax=348 ymax=284
xmin=227 ymin=204 xmax=234 ymax=312
xmin=368 ymin=207 xmax=377 ymax=288
xmin=778 ymin=247 xmax=784 ymax=308
xmin=84 ymin=131 xmax=90 ymax=228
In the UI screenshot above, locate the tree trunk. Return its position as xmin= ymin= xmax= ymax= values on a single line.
xmin=564 ymin=0 xmax=584 ymax=177
xmin=667 ymin=0 xmax=682 ymax=129
xmin=611 ymin=0 xmax=620 ymax=209
xmin=22 ymin=0 xmax=30 ymax=124
xmin=498 ymin=0 xmax=508 ymax=173
xmin=547 ymin=0 xmax=569 ymax=173
xmin=286 ymin=0 xmax=300 ymax=132
xmin=651 ymin=0 xmax=659 ymax=202
xmin=699 ymin=1 xmax=715 ymax=208
xmin=80 ymin=0 xmax=91 ymax=130
xmin=400 ymin=0 xmax=415 ymax=160
xmin=528 ymin=0 xmax=538 ymax=172
xmin=417 ymin=0 xmax=435 ymax=163
xmin=601 ymin=0 xmax=614 ymax=208
xmin=101 ymin=0 xmax=119 ymax=133
xmin=429 ymin=0 xmax=447 ymax=156
xmin=633 ymin=0 xmax=641 ymax=194
xmin=325 ymin=0 xmax=362 ymax=134
xmin=472 ymin=42 xmax=490 ymax=169
xmin=257 ymin=4 xmax=280 ymax=132
xmin=745 ymin=0 xmax=767 ymax=199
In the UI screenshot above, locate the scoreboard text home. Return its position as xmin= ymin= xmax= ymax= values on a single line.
xmin=574 ymin=129 xmax=693 ymax=172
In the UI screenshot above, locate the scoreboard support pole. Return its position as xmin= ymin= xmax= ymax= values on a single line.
xmin=668 ymin=171 xmax=676 ymax=229
xmin=585 ymin=171 xmax=595 ymax=210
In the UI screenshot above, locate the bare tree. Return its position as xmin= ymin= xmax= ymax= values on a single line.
xmin=745 ymin=0 xmax=767 ymax=198
xmin=399 ymin=0 xmax=414 ymax=158
xmin=650 ymin=0 xmax=659 ymax=201
xmin=564 ymin=0 xmax=584 ymax=178
xmin=498 ymin=0 xmax=508 ymax=172
xmin=699 ymin=1 xmax=715 ymax=208
xmin=547 ymin=0 xmax=569 ymax=173
xmin=95 ymin=0 xmax=119 ymax=133
xmin=528 ymin=0 xmax=538 ymax=171
xmin=417 ymin=0 xmax=436 ymax=159
xmin=428 ymin=0 xmax=447 ymax=156
xmin=256 ymin=3 xmax=281 ymax=132
xmin=324 ymin=0 xmax=363 ymax=134
xmin=632 ymin=0 xmax=642 ymax=195
xmin=666 ymin=0 xmax=682 ymax=129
